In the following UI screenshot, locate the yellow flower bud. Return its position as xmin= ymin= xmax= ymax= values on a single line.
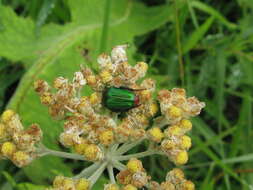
xmin=104 ymin=184 xmax=119 ymax=190
xmin=99 ymin=130 xmax=114 ymax=146
xmin=40 ymin=92 xmax=53 ymax=105
xmin=181 ymin=180 xmax=195 ymax=190
xmin=100 ymin=70 xmax=113 ymax=83
xmin=161 ymin=139 xmax=176 ymax=150
xmin=1 ymin=142 xmax=16 ymax=157
xmin=180 ymin=136 xmax=192 ymax=150
xmin=12 ymin=151 xmax=30 ymax=167
xmin=148 ymin=127 xmax=164 ymax=143
xmin=149 ymin=102 xmax=159 ymax=116
xmin=137 ymin=62 xmax=148 ymax=73
xmin=74 ymin=143 xmax=89 ymax=155
xmin=175 ymin=150 xmax=188 ymax=165
xmin=169 ymin=168 xmax=185 ymax=180
xmin=180 ymin=119 xmax=192 ymax=131
xmin=84 ymin=144 xmax=102 ymax=161
xmin=161 ymin=181 xmax=175 ymax=190
xmin=53 ymin=176 xmax=65 ymax=187
xmin=86 ymin=75 xmax=96 ymax=85
xmin=76 ymin=178 xmax=90 ymax=190
xmin=1 ymin=110 xmax=15 ymax=123
xmin=168 ymin=106 xmax=182 ymax=118
xmin=89 ymin=92 xmax=100 ymax=105
xmin=127 ymin=158 xmax=143 ymax=173
xmin=62 ymin=178 xmax=75 ymax=189
xmin=122 ymin=184 xmax=137 ymax=190
xmin=165 ymin=125 xmax=183 ymax=137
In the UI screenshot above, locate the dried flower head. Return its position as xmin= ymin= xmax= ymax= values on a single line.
xmin=1 ymin=45 xmax=205 ymax=189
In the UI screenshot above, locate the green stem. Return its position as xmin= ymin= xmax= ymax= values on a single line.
xmin=116 ymin=139 xmax=145 ymax=155
xmin=39 ymin=147 xmax=85 ymax=161
xmin=115 ymin=150 xmax=157 ymax=161
xmin=174 ymin=0 xmax=185 ymax=86
xmin=73 ymin=162 xmax=101 ymax=179
xmin=107 ymin=164 xmax=116 ymax=184
xmin=88 ymin=162 xmax=107 ymax=187
xmin=99 ymin=0 xmax=111 ymax=53
xmin=112 ymin=160 xmax=126 ymax=171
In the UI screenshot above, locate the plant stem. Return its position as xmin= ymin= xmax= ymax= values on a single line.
xmin=88 ymin=162 xmax=107 ymax=187
xmin=99 ymin=0 xmax=111 ymax=52
xmin=174 ymin=0 xmax=185 ymax=86
xmin=112 ymin=160 xmax=126 ymax=171
xmin=116 ymin=139 xmax=144 ymax=155
xmin=107 ymin=164 xmax=116 ymax=184
xmin=39 ymin=147 xmax=85 ymax=161
xmin=73 ymin=162 xmax=101 ymax=179
xmin=115 ymin=150 xmax=157 ymax=161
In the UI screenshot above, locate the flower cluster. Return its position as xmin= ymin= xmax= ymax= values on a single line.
xmin=0 ymin=110 xmax=42 ymax=167
xmin=47 ymin=176 xmax=90 ymax=190
xmin=116 ymin=158 xmax=194 ymax=190
xmin=1 ymin=45 xmax=205 ymax=189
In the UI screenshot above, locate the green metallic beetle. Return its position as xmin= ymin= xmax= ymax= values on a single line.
xmin=102 ymin=87 xmax=140 ymax=112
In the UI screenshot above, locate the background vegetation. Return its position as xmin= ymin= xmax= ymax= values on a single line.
xmin=0 ymin=0 xmax=253 ymax=189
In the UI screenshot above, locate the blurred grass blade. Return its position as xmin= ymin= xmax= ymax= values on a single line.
xmin=2 ymin=171 xmax=17 ymax=187
xmin=183 ymin=16 xmax=214 ymax=54
xmin=35 ymin=0 xmax=56 ymax=36
xmin=100 ymin=0 xmax=111 ymax=52
xmin=0 ymin=0 xmax=4 ymax=31
xmin=191 ymin=1 xmax=237 ymax=29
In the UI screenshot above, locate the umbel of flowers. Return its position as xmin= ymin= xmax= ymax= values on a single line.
xmin=0 ymin=45 xmax=205 ymax=190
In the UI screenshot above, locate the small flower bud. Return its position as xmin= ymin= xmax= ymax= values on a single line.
xmin=34 ymin=80 xmax=50 ymax=94
xmin=181 ymin=180 xmax=195 ymax=190
xmin=131 ymin=171 xmax=148 ymax=188
xmin=53 ymin=176 xmax=65 ymax=187
xmin=180 ymin=135 xmax=192 ymax=150
xmin=148 ymin=127 xmax=164 ymax=143
xmin=180 ymin=119 xmax=192 ymax=131
xmin=62 ymin=178 xmax=75 ymax=190
xmin=75 ymin=178 xmax=90 ymax=190
xmin=53 ymin=77 xmax=68 ymax=89
xmin=161 ymin=181 xmax=175 ymax=190
xmin=164 ymin=125 xmax=184 ymax=137
xmin=12 ymin=151 xmax=31 ymax=167
xmin=168 ymin=106 xmax=182 ymax=118
xmin=89 ymin=92 xmax=101 ymax=105
xmin=84 ymin=144 xmax=103 ymax=161
xmin=1 ymin=110 xmax=15 ymax=123
xmin=166 ymin=168 xmax=185 ymax=182
xmin=1 ymin=141 xmax=16 ymax=157
xmin=122 ymin=184 xmax=137 ymax=190
xmin=100 ymin=70 xmax=113 ymax=83
xmin=127 ymin=158 xmax=143 ymax=173
xmin=149 ymin=102 xmax=159 ymax=116
xmin=116 ymin=170 xmax=132 ymax=185
xmin=174 ymin=150 xmax=188 ymax=165
xmin=99 ymin=130 xmax=114 ymax=146
xmin=74 ymin=142 xmax=89 ymax=155
xmin=40 ymin=92 xmax=53 ymax=105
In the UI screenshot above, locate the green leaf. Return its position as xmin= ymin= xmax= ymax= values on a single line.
xmin=191 ymin=1 xmax=237 ymax=29
xmin=15 ymin=183 xmax=46 ymax=190
xmin=0 ymin=0 xmax=172 ymax=183
xmin=183 ymin=16 xmax=214 ymax=54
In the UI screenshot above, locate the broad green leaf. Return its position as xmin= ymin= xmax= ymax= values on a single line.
xmin=0 ymin=0 xmax=172 ymax=183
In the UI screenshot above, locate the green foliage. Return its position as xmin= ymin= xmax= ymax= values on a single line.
xmin=0 ymin=0 xmax=253 ymax=189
